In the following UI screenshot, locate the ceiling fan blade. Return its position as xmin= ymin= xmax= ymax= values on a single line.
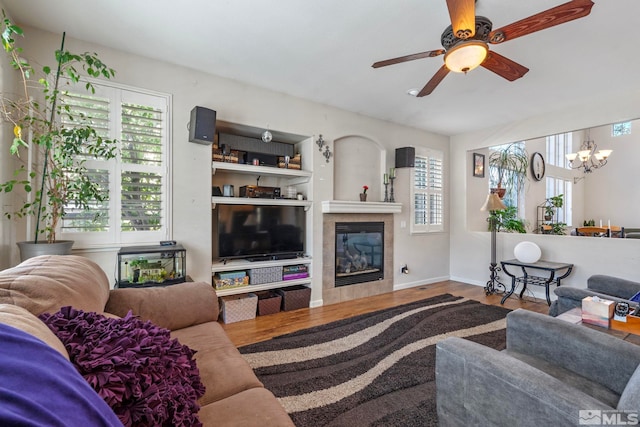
xmin=489 ymin=0 xmax=594 ymax=44
xmin=446 ymin=0 xmax=476 ymax=39
xmin=417 ymin=65 xmax=450 ymax=97
xmin=372 ymin=50 xmax=445 ymax=68
xmin=481 ymin=51 xmax=529 ymax=81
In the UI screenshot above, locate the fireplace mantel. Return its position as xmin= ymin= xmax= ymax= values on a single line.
xmin=321 ymin=200 xmax=402 ymax=214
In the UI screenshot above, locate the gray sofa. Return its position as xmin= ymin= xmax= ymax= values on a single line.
xmin=436 ymin=309 xmax=640 ymax=426
xmin=549 ymin=274 xmax=640 ymax=317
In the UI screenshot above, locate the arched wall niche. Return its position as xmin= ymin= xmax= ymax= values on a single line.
xmin=333 ymin=135 xmax=385 ymax=201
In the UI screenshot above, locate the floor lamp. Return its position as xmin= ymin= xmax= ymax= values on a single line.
xmin=481 ymin=193 xmax=507 ymax=295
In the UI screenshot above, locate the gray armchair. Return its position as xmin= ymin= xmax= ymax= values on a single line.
xmin=436 ymin=309 xmax=640 ymax=427
xmin=549 ymin=275 xmax=640 ymax=317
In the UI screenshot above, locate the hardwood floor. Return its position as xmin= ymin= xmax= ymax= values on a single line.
xmin=220 ymin=280 xmax=549 ymax=347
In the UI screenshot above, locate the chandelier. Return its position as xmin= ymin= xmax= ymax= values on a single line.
xmin=565 ymin=129 xmax=612 ymax=173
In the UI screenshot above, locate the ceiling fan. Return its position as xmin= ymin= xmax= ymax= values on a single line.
xmin=372 ymin=0 xmax=594 ymax=97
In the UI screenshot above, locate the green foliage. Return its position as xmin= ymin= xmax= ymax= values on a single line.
xmin=488 ymin=142 xmax=529 ymax=194
xmin=548 ymin=194 xmax=563 ymax=208
xmin=0 ymin=11 xmax=117 ymax=243
xmin=549 ymin=222 xmax=568 ymax=235
xmin=489 ymin=205 xmax=527 ymax=233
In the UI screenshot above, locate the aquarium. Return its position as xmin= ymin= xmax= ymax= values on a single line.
xmin=116 ymin=244 xmax=186 ymax=287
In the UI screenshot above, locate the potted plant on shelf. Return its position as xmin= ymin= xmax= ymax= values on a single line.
xmin=0 ymin=13 xmax=117 ymax=260
xmin=360 ymin=185 xmax=368 ymax=202
xmin=488 ymin=143 xmax=528 ymax=199
xmin=543 ymin=194 xmax=563 ymax=220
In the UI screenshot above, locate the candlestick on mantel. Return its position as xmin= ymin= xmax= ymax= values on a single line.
xmin=383 ymin=173 xmax=388 ymax=184
xmin=389 ymin=167 xmax=395 ymax=178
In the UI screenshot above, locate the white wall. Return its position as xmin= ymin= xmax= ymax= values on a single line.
xmin=582 ymin=120 xmax=640 ymax=227
xmin=4 ymin=26 xmax=450 ymax=304
xmin=451 ymin=89 xmax=640 ymax=299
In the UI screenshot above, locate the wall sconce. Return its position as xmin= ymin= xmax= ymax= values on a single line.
xmin=316 ymin=134 xmax=332 ymax=163
xmin=323 ymin=145 xmax=332 ymax=163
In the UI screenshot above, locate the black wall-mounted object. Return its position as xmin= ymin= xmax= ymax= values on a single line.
xmin=188 ymin=106 xmax=217 ymax=145
xmin=395 ymin=147 xmax=415 ymax=168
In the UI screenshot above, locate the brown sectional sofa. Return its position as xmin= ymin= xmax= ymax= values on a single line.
xmin=0 ymin=255 xmax=294 ymax=426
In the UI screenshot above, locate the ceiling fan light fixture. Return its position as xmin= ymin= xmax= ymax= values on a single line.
xmin=444 ymin=40 xmax=488 ymax=73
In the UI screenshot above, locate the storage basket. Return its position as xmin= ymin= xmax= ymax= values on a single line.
xmin=219 ymin=293 xmax=257 ymax=324
xmin=249 ymin=266 xmax=283 ymax=285
xmin=276 ymin=285 xmax=311 ymax=311
xmin=256 ymin=291 xmax=282 ymax=316
xmin=213 ymin=271 xmax=249 ymax=290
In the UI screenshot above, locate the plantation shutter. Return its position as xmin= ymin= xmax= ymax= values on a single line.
xmin=58 ymin=81 xmax=170 ymax=247
xmin=411 ymin=149 xmax=444 ymax=233
xmin=60 ymin=91 xmax=112 ymax=234
xmin=120 ymin=100 xmax=164 ymax=233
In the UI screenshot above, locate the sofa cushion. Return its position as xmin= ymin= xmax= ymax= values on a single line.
xmin=40 ymin=306 xmax=205 ymax=427
xmin=618 ymin=364 xmax=640 ymax=411
xmin=504 ymin=350 xmax=621 ymax=408
xmin=171 ymin=321 xmax=264 ymax=406
xmin=0 ymin=255 xmax=110 ymax=316
xmin=106 ymin=281 xmax=218 ymax=330
xmin=0 ymin=322 xmax=122 ymax=426
xmin=0 ymin=303 xmax=69 ymax=359
xmin=198 ymin=387 xmax=295 ymax=427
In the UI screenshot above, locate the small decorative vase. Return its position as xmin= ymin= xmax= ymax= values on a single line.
xmin=359 ymin=193 xmax=367 ymax=202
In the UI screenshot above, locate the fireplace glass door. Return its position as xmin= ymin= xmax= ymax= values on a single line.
xmin=335 ymin=222 xmax=384 ymax=287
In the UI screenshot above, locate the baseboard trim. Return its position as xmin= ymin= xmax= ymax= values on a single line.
xmin=393 ymin=275 xmax=450 ymax=291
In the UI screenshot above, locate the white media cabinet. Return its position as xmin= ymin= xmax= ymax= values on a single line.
xmin=211 ymin=155 xmax=313 ymax=298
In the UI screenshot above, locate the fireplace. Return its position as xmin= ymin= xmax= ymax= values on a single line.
xmin=335 ymin=222 xmax=384 ymax=287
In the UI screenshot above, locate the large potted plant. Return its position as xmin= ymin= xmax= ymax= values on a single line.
xmin=0 ymin=12 xmax=117 ymax=260
xmin=488 ymin=142 xmax=528 ymax=199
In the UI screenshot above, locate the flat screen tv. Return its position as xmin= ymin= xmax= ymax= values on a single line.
xmin=213 ymin=204 xmax=305 ymax=261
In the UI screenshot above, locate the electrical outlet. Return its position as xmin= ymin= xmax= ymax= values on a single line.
xmin=401 ymin=264 xmax=409 ymax=274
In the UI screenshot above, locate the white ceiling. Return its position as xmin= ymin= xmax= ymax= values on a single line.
xmin=4 ymin=0 xmax=638 ymax=136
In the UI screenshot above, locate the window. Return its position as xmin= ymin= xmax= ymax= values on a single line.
xmin=612 ymin=121 xmax=631 ymax=137
xmin=58 ymin=81 xmax=171 ymax=247
xmin=546 ymin=132 xmax=572 ymax=168
xmin=411 ymin=148 xmax=444 ymax=233
xmin=546 ymin=177 xmax=572 ymax=226
xmin=488 ymin=142 xmax=525 ymax=212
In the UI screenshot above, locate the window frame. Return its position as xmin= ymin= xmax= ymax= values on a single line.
xmin=57 ymin=79 xmax=172 ymax=249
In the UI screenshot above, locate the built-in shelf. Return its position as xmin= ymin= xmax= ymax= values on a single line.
xmin=321 ymin=200 xmax=402 ymax=214
xmin=211 ymin=256 xmax=312 ymax=273
xmin=212 ymin=161 xmax=311 ymax=183
xmin=212 ymin=196 xmax=312 ymax=209
xmin=215 ymin=278 xmax=311 ymax=297
xmin=212 ymin=257 xmax=312 ymax=297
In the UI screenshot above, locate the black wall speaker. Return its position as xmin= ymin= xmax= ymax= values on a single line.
xmin=188 ymin=106 xmax=217 ymax=145
xmin=395 ymin=147 xmax=415 ymax=168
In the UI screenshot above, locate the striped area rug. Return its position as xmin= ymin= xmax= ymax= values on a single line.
xmin=239 ymin=294 xmax=511 ymax=426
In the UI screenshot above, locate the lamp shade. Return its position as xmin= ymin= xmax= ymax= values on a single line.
xmin=480 ymin=193 xmax=507 ymax=212
xmin=444 ymin=41 xmax=488 ymax=73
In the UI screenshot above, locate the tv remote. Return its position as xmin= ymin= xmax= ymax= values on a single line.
xmin=160 ymin=240 xmax=176 ymax=246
